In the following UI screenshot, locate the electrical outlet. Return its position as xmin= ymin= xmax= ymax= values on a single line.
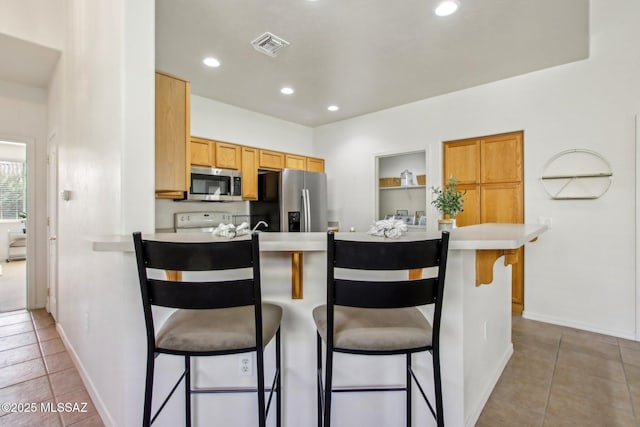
xmin=239 ymin=355 xmax=253 ymax=376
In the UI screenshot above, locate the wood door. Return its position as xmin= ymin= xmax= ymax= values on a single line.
xmin=306 ymin=157 xmax=325 ymax=172
xmin=444 ymin=131 xmax=524 ymax=313
xmin=216 ymin=142 xmax=240 ymax=169
xmin=481 ymin=133 xmax=523 ymax=184
xmin=155 ymin=72 xmax=189 ymax=193
xmin=241 ymin=147 xmax=258 ymax=200
xmin=285 ymin=154 xmax=306 ymax=170
xmin=455 ymin=184 xmax=480 ymax=227
xmin=443 ymin=139 xmax=480 ymax=184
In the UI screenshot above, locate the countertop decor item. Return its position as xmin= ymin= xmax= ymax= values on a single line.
xmin=367 ymin=219 xmax=408 ymax=238
xmin=431 ymin=176 xmax=466 ymax=231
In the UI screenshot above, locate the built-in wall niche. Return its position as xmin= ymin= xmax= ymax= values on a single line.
xmin=376 ymin=150 xmax=427 ymax=228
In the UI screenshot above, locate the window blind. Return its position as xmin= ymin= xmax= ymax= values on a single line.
xmin=0 ymin=161 xmax=26 ymax=220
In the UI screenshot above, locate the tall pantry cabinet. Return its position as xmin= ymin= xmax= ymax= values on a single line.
xmin=155 ymin=71 xmax=190 ymax=198
xmin=443 ymin=131 xmax=524 ymax=313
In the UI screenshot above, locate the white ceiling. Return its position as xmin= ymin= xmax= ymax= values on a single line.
xmin=156 ymin=0 xmax=589 ymax=127
xmin=0 ymin=33 xmax=59 ymax=88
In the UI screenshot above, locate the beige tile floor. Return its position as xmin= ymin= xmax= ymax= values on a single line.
xmin=0 ymin=309 xmax=103 ymax=426
xmin=477 ymin=315 xmax=640 ymax=427
xmin=1 ymin=309 xmax=639 ymax=426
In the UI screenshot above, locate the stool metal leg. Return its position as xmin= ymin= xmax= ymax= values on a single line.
xmin=276 ymin=328 xmax=282 ymax=427
xmin=323 ymin=346 xmax=333 ymax=427
xmin=185 ymin=356 xmax=191 ymax=427
xmin=406 ymin=353 xmax=411 ymax=427
xmin=257 ymin=347 xmax=266 ymax=427
xmin=142 ymin=352 xmax=155 ymax=427
xmin=316 ymin=333 xmax=322 ymax=427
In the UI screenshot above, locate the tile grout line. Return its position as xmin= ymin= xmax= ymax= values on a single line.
xmin=619 ymin=341 xmax=639 ymax=423
xmin=539 ymin=332 xmax=563 ymax=426
xmin=29 ymin=310 xmax=65 ymax=426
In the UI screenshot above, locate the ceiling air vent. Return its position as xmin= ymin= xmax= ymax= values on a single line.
xmin=250 ymin=32 xmax=290 ymax=57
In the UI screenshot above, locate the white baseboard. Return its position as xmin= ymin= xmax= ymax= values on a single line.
xmin=522 ymin=310 xmax=637 ymax=341
xmin=55 ymin=323 xmax=116 ymax=427
xmin=465 ymin=343 xmax=513 ymax=427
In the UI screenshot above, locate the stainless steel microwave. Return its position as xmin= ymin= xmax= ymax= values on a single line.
xmin=188 ymin=166 xmax=242 ymax=201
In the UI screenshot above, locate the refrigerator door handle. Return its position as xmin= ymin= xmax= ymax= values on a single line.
xmin=303 ymin=188 xmax=311 ymax=231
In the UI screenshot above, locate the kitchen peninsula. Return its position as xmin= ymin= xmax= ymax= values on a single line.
xmin=93 ymin=223 xmax=547 ymax=426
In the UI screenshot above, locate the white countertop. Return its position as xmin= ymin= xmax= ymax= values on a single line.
xmin=90 ymin=223 xmax=547 ymax=253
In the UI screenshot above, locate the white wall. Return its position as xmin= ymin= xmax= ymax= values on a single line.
xmin=0 ymin=0 xmax=65 ymax=50
xmin=191 ymin=94 xmax=313 ymax=154
xmin=314 ymin=0 xmax=640 ymax=339
xmin=0 ymin=80 xmax=49 ymax=307
xmin=47 ymin=0 xmax=155 ymax=425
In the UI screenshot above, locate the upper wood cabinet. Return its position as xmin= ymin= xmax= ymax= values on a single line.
xmin=306 ymin=157 xmax=325 ymax=173
xmin=189 ymin=138 xmax=241 ymax=170
xmin=216 ymin=142 xmax=241 ymax=170
xmin=285 ymin=154 xmax=306 ymax=170
xmin=241 ymin=147 xmax=259 ymax=200
xmin=259 ymin=150 xmax=284 ymax=170
xmin=190 ymin=137 xmax=214 ymax=167
xmin=155 ymin=72 xmax=190 ymax=196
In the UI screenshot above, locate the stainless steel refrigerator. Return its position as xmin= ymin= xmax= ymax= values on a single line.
xmin=249 ymin=168 xmax=327 ymax=232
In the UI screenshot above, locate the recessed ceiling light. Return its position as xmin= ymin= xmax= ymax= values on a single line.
xmin=434 ymin=0 xmax=459 ymax=17
xmin=280 ymin=87 xmax=294 ymax=95
xmin=203 ymin=57 xmax=221 ymax=68
xmin=327 ymin=105 xmax=339 ymax=112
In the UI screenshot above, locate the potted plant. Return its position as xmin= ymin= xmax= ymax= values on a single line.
xmin=431 ymin=176 xmax=466 ymax=230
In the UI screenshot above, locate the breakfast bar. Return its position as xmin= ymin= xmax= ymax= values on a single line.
xmin=92 ymin=223 xmax=547 ymax=426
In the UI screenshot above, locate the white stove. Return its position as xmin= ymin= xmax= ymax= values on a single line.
xmin=174 ymin=211 xmax=234 ymax=233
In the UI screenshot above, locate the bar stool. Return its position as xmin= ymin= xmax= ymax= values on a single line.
xmin=313 ymin=231 xmax=450 ymax=427
xmin=133 ymin=232 xmax=282 ymax=427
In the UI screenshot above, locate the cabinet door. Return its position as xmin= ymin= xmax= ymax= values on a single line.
xmin=455 ymin=184 xmax=480 ymax=227
xmin=481 ymin=132 xmax=523 ymax=184
xmin=190 ymin=138 xmax=213 ymax=167
xmin=155 ymin=72 xmax=189 ymax=193
xmin=480 ymin=183 xmax=524 ymax=223
xmin=216 ymin=142 xmax=240 ymax=170
xmin=443 ymin=139 xmax=480 ymax=185
xmin=285 ymin=154 xmax=306 ymax=170
xmin=306 ymin=157 xmax=325 ymax=172
xmin=259 ymin=150 xmax=284 ymax=170
xmin=241 ymin=147 xmax=258 ymax=200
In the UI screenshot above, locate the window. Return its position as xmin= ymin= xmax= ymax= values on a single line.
xmin=0 ymin=161 xmax=26 ymax=220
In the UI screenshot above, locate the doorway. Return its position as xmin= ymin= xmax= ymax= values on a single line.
xmin=443 ymin=131 xmax=525 ymax=313
xmin=0 ymin=141 xmax=27 ymax=312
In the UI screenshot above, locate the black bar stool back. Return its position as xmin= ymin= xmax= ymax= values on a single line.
xmin=314 ymin=231 xmax=450 ymax=427
xmin=133 ymin=232 xmax=282 ymax=427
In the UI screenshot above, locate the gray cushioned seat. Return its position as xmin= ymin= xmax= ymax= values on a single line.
xmin=156 ymin=304 xmax=283 ymax=352
xmin=312 ymin=305 xmax=432 ymax=352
